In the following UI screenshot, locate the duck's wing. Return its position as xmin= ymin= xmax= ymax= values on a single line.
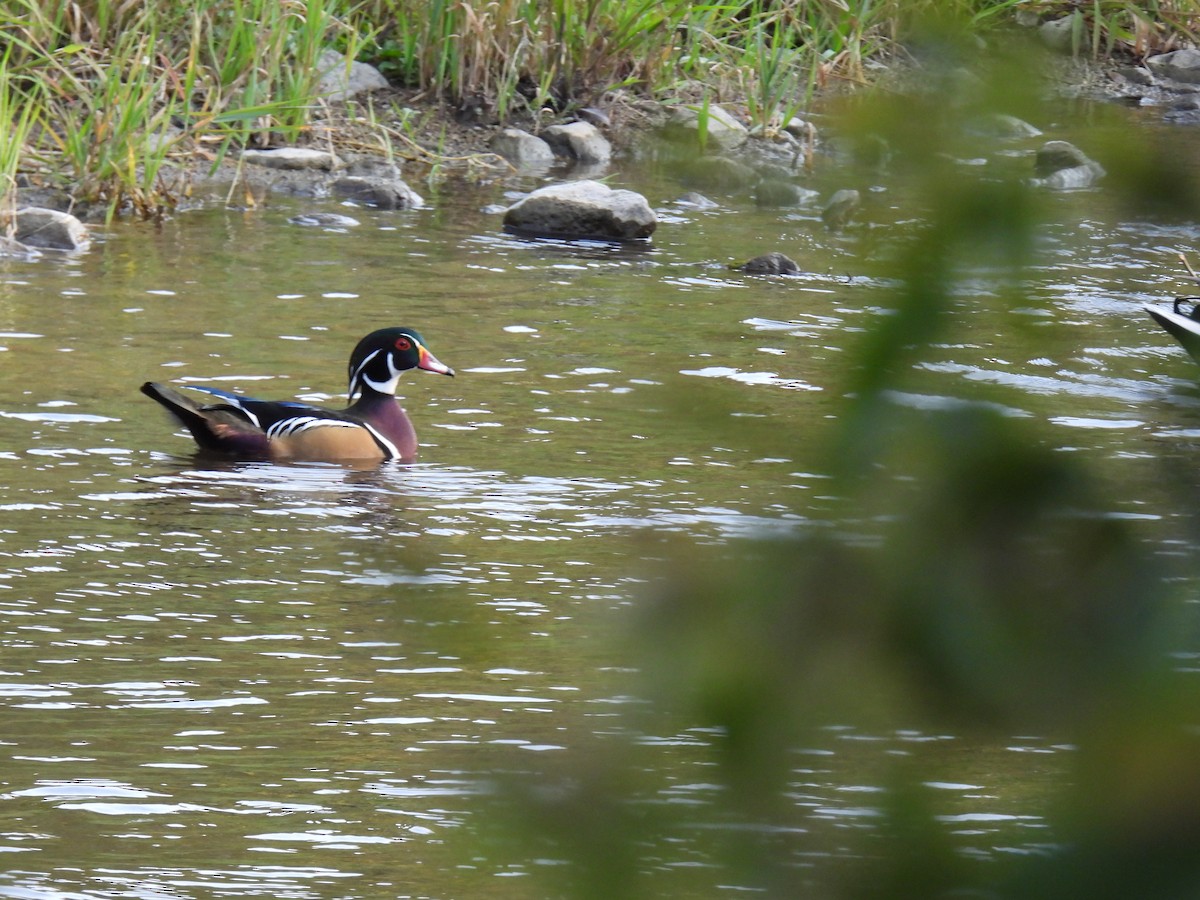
xmin=182 ymin=385 xmax=396 ymax=460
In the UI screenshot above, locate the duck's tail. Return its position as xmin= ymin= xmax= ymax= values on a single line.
xmin=141 ymin=382 xmax=270 ymax=456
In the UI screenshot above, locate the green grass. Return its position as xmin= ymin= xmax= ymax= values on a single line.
xmin=1 ymin=0 xmax=1196 ymax=219
xmin=0 ymin=0 xmax=372 ymax=220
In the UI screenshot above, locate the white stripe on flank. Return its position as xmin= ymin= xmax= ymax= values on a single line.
xmin=265 ymin=416 xmax=401 ymax=459
xmin=358 ymin=421 xmax=401 ymax=459
xmin=266 ymin=417 xmax=359 ymax=438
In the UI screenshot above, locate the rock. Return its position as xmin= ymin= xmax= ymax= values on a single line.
xmin=968 ymin=113 xmax=1042 ymax=138
xmin=755 ymin=179 xmax=819 ymax=208
xmin=242 ymin=147 xmax=340 ymax=171
xmin=822 ymin=189 xmax=861 ymax=231
xmin=1164 ymin=100 xmax=1200 ymax=124
xmin=1034 ymin=141 xmax=1091 ymax=174
xmin=1039 ymin=16 xmax=1077 ymax=53
xmin=11 ymin=185 xmax=73 ymax=212
xmin=676 ymin=192 xmax=718 ymax=209
xmin=264 ymin=174 xmax=330 ymax=199
xmin=503 ymin=180 xmax=657 ymax=241
xmin=331 ymin=175 xmax=423 ymax=209
xmin=12 ymin=207 xmax=89 ymax=250
xmin=576 ymin=107 xmax=611 ymax=128
xmin=541 ymin=121 xmax=612 ymax=165
xmin=784 ymin=117 xmax=815 ymax=139
xmin=0 ymin=235 xmax=39 ymax=259
xmin=315 ymin=49 xmax=389 ymax=100
xmin=1117 ymin=66 xmax=1155 ymax=87
xmin=740 ymin=252 xmax=801 ymax=275
xmin=343 ymin=157 xmax=404 ymax=179
xmin=677 ymin=156 xmax=758 ymax=192
xmin=490 ymin=128 xmax=556 ymax=171
xmin=1031 ymin=140 xmax=1104 ymax=190
xmin=666 ymin=103 xmax=748 ymax=151
xmin=1147 ymin=49 xmax=1200 ymax=85
xmin=288 ymin=212 xmax=361 ymax=228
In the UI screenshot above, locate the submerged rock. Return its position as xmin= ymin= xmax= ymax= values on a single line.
xmin=968 ymin=113 xmax=1042 ymax=139
xmin=675 ymin=191 xmax=718 ymax=209
xmin=503 ymin=180 xmax=656 ymax=241
xmin=288 ymin=212 xmax=361 ymax=228
xmin=755 ymin=178 xmax=820 ymax=208
xmin=11 ymin=207 xmax=89 ymax=251
xmin=740 ymin=252 xmax=801 ymax=275
xmin=0 ymin=234 xmax=40 ymax=259
xmin=677 ymin=156 xmax=758 ymax=193
xmin=822 ymin=189 xmax=861 ymax=231
xmin=1031 ymin=140 xmax=1105 ymax=190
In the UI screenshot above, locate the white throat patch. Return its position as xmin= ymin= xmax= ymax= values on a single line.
xmin=350 ymin=348 xmax=401 ymax=397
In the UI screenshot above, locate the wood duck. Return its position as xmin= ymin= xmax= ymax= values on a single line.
xmin=141 ymin=327 xmax=454 ymax=462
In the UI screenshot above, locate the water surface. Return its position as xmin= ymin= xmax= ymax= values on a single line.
xmin=1 ymin=100 xmax=1198 ymax=897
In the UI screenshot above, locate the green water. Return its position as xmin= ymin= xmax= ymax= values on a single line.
xmin=0 ymin=107 xmax=1198 ymax=897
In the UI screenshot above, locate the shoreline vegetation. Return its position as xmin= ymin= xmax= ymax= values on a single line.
xmin=2 ymin=1 xmax=1197 ymax=222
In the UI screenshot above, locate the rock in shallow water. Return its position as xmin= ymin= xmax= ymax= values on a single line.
xmin=332 ymin=175 xmax=423 ymax=209
xmin=1031 ymin=140 xmax=1105 ymax=190
xmin=11 ymin=207 xmax=88 ymax=251
xmin=822 ymin=189 xmax=861 ymax=231
xmin=503 ymin=180 xmax=656 ymax=241
xmin=740 ymin=252 xmax=801 ymax=275
xmin=0 ymin=235 xmax=40 ymax=259
xmin=1147 ymin=48 xmax=1200 ymax=85
xmin=288 ymin=213 xmax=361 ymax=228
xmin=755 ymin=179 xmax=820 ymax=208
xmin=677 ymin=156 xmax=758 ymax=193
xmin=675 ymin=191 xmax=718 ymax=209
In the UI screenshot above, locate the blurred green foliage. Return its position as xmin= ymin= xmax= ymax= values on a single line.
xmin=464 ymin=25 xmax=1200 ymax=900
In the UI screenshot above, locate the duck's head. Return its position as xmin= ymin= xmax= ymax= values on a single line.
xmin=348 ymin=327 xmax=454 ymax=399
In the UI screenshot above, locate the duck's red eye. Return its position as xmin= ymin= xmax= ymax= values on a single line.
xmin=394 ymin=337 xmax=413 ymax=351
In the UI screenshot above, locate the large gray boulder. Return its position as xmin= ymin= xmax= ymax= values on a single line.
xmin=315 ymin=49 xmax=389 ymax=100
xmin=503 ymin=180 xmax=657 ymax=241
xmin=12 ymin=207 xmax=89 ymax=251
xmin=541 ymin=121 xmax=612 ymax=165
xmin=1147 ymin=49 xmax=1200 ymax=85
xmin=490 ymin=128 xmax=556 ymax=172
